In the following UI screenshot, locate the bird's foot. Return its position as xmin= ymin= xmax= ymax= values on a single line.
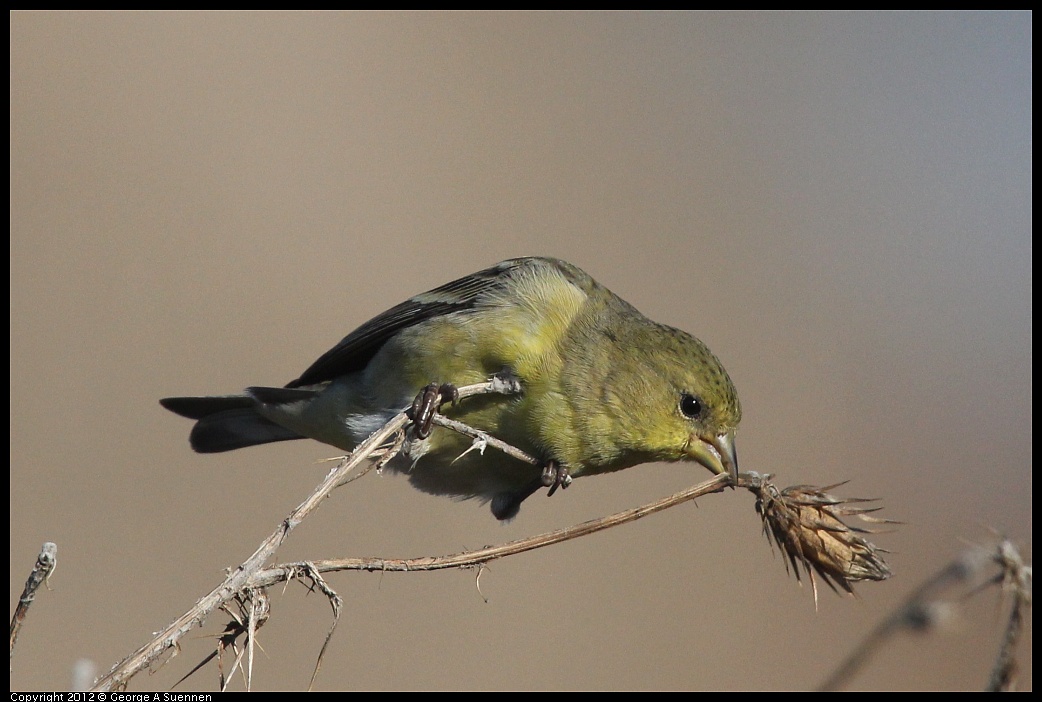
xmin=541 ymin=460 xmax=572 ymax=497
xmin=490 ymin=463 xmax=572 ymax=520
xmin=406 ymin=382 xmax=458 ymax=439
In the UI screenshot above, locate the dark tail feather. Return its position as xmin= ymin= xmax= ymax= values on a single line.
xmin=490 ymin=479 xmax=545 ymax=521
xmin=160 ymin=395 xmax=253 ymax=419
xmin=160 ymin=395 xmax=304 ymax=453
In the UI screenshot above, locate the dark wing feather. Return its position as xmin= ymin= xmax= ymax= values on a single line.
xmin=286 ymin=258 xmax=542 ymax=387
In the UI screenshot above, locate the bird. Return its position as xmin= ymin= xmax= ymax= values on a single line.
xmin=160 ymin=257 xmax=741 ymax=520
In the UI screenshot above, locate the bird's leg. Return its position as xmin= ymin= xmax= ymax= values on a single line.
xmin=491 ymin=461 xmax=572 ymax=520
xmin=540 ymin=460 xmax=572 ymax=496
xmin=406 ymin=382 xmax=459 ymax=439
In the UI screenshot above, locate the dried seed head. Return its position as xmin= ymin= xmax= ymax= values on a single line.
xmin=752 ymin=475 xmax=894 ymax=606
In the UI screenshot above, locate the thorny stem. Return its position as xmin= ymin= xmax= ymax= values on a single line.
xmin=91 ymin=379 xmax=517 ymax=691
xmin=9 ymin=542 xmax=57 ymax=660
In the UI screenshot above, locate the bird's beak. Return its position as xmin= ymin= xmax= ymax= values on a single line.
xmin=690 ymin=429 xmax=739 ymax=484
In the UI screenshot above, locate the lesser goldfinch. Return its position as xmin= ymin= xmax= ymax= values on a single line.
xmin=161 ymin=257 xmax=741 ymax=519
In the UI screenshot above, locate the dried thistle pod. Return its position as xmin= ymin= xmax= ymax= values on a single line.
xmin=750 ymin=474 xmax=894 ymax=606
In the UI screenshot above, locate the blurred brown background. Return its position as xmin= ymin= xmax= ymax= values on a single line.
xmin=10 ymin=11 xmax=1031 ymax=691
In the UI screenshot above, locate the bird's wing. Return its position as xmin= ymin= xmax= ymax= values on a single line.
xmin=287 ymin=257 xmax=565 ymax=387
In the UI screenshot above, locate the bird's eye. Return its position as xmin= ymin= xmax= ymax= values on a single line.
xmin=679 ymin=393 xmax=704 ymax=419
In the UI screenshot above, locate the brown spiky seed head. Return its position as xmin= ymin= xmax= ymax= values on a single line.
xmin=753 ymin=476 xmax=893 ymax=601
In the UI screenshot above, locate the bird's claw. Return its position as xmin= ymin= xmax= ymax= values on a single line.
xmin=490 ymin=461 xmax=571 ymax=520
xmin=541 ymin=461 xmax=572 ymax=497
xmin=407 ymin=382 xmax=458 ymax=439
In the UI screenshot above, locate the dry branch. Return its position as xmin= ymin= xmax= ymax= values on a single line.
xmin=9 ymin=541 xmax=57 ymax=660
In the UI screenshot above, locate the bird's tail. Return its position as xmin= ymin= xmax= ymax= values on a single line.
xmin=159 ymin=394 xmax=303 ymax=453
